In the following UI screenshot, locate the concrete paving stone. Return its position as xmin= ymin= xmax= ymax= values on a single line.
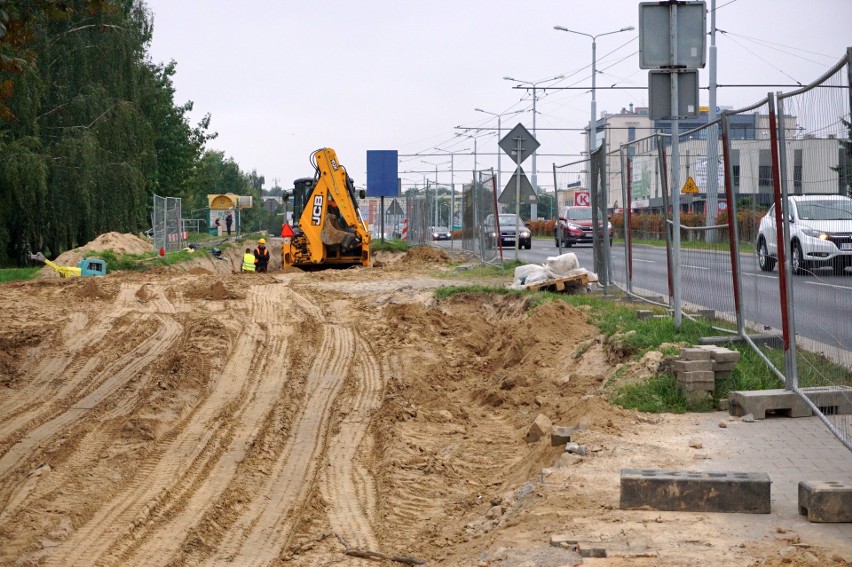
xmin=680 ymin=347 xmax=713 ymax=361
xmin=674 ymin=360 xmax=714 ymax=372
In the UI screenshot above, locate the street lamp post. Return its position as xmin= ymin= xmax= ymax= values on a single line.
xmin=553 ymin=25 xmax=634 ymax=192
xmin=421 ymin=159 xmax=450 ymax=228
xmin=434 ymin=145 xmax=470 ymax=249
xmin=474 ymin=108 xmax=524 ymax=202
xmin=503 ymin=74 xmax=564 ymax=220
xmin=554 ymin=24 xmax=634 ymax=289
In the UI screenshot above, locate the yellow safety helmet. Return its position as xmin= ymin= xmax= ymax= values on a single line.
xmin=258 ymin=238 xmax=266 ymax=244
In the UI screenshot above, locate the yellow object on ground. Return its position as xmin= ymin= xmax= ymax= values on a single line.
xmin=44 ymin=259 xmax=82 ymax=278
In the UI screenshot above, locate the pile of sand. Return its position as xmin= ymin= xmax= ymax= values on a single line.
xmin=39 ymin=232 xmax=153 ymax=278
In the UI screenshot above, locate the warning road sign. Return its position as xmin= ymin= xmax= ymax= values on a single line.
xmin=498 ymin=167 xmax=538 ymax=205
xmin=681 ymin=176 xmax=699 ymax=194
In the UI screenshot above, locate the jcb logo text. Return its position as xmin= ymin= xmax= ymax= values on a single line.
xmin=311 ymin=195 xmax=324 ymax=225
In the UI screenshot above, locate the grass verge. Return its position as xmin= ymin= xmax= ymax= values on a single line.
xmin=371 ymin=239 xmax=410 ymax=253
xmin=434 ymin=284 xmax=848 ymax=414
xmin=0 ymin=267 xmax=41 ymax=283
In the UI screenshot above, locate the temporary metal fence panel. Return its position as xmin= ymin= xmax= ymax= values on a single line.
xmin=552 ymin=158 xmax=603 ymax=277
xmin=461 ymin=169 xmax=500 ymax=265
xmin=672 ymin=120 xmax=741 ymax=331
xmin=607 ymin=49 xmax=851 ymax=450
xmin=613 ymin=134 xmax=672 ymax=306
xmin=151 ymin=194 xmax=184 ymax=253
xmin=403 ymin=189 xmax=430 ymax=246
xmin=775 ymin=50 xmax=852 ymax=449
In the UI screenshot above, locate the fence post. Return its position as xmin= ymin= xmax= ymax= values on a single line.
xmin=656 ymin=135 xmax=675 ymax=308
xmin=620 ymin=147 xmax=632 ymax=294
xmin=720 ymin=112 xmax=745 ymax=337
xmin=768 ymin=93 xmax=799 ymax=391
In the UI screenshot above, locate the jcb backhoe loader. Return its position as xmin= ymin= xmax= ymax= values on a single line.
xmin=282 ymin=148 xmax=371 ymax=269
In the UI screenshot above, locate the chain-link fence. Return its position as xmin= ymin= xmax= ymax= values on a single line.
xmin=151 ymin=194 xmax=184 ymax=253
xmin=460 ymin=170 xmax=500 ymax=265
xmin=769 ymin=50 xmax=852 ymax=448
xmin=608 ymin=50 xmax=851 ymax=450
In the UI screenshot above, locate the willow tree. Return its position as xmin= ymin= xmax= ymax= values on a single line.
xmin=0 ymin=0 xmax=215 ymax=264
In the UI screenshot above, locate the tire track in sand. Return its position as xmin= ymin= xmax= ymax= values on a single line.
xmin=207 ymin=323 xmax=354 ymax=566
xmin=317 ymin=334 xmax=384 ymax=551
xmin=0 ymin=313 xmax=181 ymax=486
xmin=44 ymin=284 xmax=289 ymax=567
xmin=114 ymin=323 xmax=293 ymax=564
xmin=0 ymin=282 xmax=146 ymax=429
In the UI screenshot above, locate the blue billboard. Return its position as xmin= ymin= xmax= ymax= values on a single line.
xmin=366 ymin=150 xmax=399 ymax=198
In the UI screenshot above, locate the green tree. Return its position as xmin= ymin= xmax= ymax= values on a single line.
xmin=0 ymin=0 xmax=217 ymax=264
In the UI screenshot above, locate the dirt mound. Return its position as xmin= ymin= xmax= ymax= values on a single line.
xmin=183 ymin=279 xmax=244 ymax=301
xmin=402 ymin=246 xmax=449 ymax=264
xmin=72 ymin=278 xmax=113 ymax=300
xmin=39 ymin=232 xmax=152 ymax=278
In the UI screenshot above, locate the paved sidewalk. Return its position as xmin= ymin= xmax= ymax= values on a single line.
xmin=694 ymin=412 xmax=852 ymax=546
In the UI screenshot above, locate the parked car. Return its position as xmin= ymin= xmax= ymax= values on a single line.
xmin=482 ymin=214 xmax=532 ymax=249
xmin=756 ymin=194 xmax=852 ymax=275
xmin=431 ymin=226 xmax=452 ymax=240
xmin=554 ymin=206 xmax=613 ymax=247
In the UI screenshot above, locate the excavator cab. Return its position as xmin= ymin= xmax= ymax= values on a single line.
xmin=290 ymin=177 xmax=314 ymax=222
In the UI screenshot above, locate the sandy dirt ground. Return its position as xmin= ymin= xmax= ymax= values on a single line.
xmin=0 ymin=233 xmax=849 ymax=566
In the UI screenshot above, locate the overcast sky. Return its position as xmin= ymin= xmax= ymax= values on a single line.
xmin=144 ymin=0 xmax=851 ymax=193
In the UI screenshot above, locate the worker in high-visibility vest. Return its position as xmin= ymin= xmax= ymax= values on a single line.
xmin=241 ymin=248 xmax=255 ymax=272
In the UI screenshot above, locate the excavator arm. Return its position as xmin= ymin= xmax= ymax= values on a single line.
xmin=283 ymin=148 xmax=372 ymax=269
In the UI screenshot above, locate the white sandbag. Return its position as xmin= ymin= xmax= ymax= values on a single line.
xmin=545 ymin=253 xmax=580 ymax=276
xmin=562 ymin=267 xmax=598 ymax=282
xmin=524 ymin=271 xmax=553 ymax=286
xmin=513 ymin=264 xmax=548 ymax=286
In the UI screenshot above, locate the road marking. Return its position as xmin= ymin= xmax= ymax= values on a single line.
xmin=804 ymin=280 xmax=852 ymax=292
xmin=737 ymin=272 xmax=776 ymax=280
xmin=633 ymin=258 xmax=654 ymax=263
xmin=683 ymin=264 xmax=710 ymax=270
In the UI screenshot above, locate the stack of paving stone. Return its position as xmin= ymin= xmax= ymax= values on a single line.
xmin=674 ymin=346 xmax=740 ymax=402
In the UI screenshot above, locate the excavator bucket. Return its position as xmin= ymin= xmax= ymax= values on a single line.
xmin=320 ymin=213 xmax=359 ymax=250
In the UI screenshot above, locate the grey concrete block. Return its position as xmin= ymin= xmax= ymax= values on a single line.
xmin=712 ymin=361 xmax=737 ymax=372
xmin=679 ymin=381 xmax=714 ymax=394
xmin=636 ymin=309 xmax=653 ymax=320
xmin=798 ymin=480 xmax=852 ymax=523
xmin=680 ymin=347 xmax=713 ymax=361
xmin=620 ymin=469 xmax=771 ymax=513
xmin=677 ymin=371 xmax=716 ymax=383
xmin=714 ymin=371 xmax=733 ymax=382
xmin=677 ymin=372 xmax=716 ymax=384
xmin=673 ymin=360 xmax=714 ymax=373
xmin=551 ymin=425 xmax=577 ymax=446
xmin=710 ymin=349 xmax=740 ymax=363
xmin=679 ymin=386 xmax=713 ymax=403
xmin=729 ymin=389 xmax=813 ymax=419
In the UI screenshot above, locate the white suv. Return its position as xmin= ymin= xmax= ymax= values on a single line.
xmin=756 ymin=194 xmax=852 ymax=275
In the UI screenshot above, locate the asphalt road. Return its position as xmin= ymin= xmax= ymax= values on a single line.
xmin=433 ymin=237 xmax=852 ymax=352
